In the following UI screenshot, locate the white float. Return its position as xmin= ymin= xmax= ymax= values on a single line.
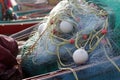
xmin=73 ymin=48 xmax=88 ymax=64
xmin=38 ymin=23 xmax=47 ymax=34
xmin=60 ymin=21 xmax=73 ymax=33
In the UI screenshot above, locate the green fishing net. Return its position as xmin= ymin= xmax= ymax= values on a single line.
xmin=87 ymin=0 xmax=120 ymax=29
xmin=20 ymin=0 xmax=120 ymax=78
xmin=88 ymin=0 xmax=120 ymax=48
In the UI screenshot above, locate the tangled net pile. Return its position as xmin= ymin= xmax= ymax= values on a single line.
xmin=21 ymin=0 xmax=120 ymax=78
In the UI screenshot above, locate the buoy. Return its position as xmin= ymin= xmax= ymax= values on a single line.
xmin=38 ymin=23 xmax=47 ymax=34
xmin=82 ymin=34 xmax=88 ymax=40
xmin=60 ymin=21 xmax=73 ymax=33
xmin=73 ymin=48 xmax=88 ymax=64
xmin=69 ymin=38 xmax=75 ymax=44
xmin=101 ymin=29 xmax=107 ymax=35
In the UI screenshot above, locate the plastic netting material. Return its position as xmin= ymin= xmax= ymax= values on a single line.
xmin=20 ymin=0 xmax=120 ymax=77
xmin=86 ymin=0 xmax=120 ymax=29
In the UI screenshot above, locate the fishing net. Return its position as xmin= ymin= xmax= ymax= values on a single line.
xmin=86 ymin=0 xmax=120 ymax=29
xmin=20 ymin=0 xmax=120 ymax=78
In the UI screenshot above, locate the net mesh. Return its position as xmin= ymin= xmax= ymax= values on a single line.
xmin=20 ymin=0 xmax=120 ymax=78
